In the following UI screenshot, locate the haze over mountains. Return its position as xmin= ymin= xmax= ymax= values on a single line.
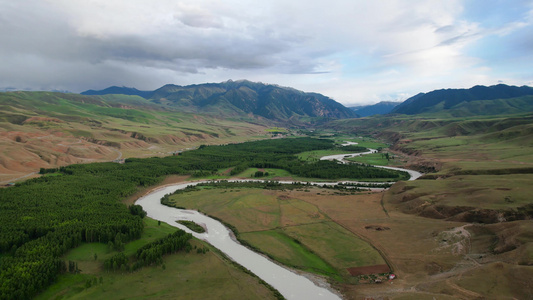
xmin=349 ymin=101 xmax=402 ymax=117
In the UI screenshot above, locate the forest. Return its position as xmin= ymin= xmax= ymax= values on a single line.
xmin=0 ymin=137 xmax=405 ymax=299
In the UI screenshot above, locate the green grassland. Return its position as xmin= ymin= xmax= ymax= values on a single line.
xmin=36 ymin=218 xmax=278 ymax=300
xmin=326 ymin=113 xmax=533 ymax=172
xmin=163 ymin=187 xmax=386 ymax=281
xmin=38 ymin=240 xmax=277 ymax=300
xmin=240 ymin=230 xmax=339 ymax=277
xmin=177 ymin=220 xmax=206 ymax=233
xmin=236 ymin=168 xmax=293 ymax=179
xmin=345 ymin=153 xmax=391 ymax=166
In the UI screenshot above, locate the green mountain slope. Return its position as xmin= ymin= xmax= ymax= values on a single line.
xmin=392 ymin=84 xmax=533 ymax=116
xmin=83 ymin=80 xmax=357 ymax=123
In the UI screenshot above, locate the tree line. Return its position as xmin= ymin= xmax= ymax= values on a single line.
xmin=103 ymin=229 xmax=192 ymax=272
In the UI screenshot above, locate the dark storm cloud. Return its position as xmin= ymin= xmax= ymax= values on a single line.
xmin=0 ymin=1 xmax=313 ymax=91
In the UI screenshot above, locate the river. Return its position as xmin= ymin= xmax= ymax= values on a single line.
xmin=135 ymin=143 xmax=422 ymax=299
xmin=136 ymin=182 xmax=342 ymax=300
xmin=321 ymin=142 xmax=422 ymax=181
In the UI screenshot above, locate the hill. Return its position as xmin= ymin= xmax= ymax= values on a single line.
xmin=349 ymin=101 xmax=401 ymax=117
xmin=392 ymin=84 xmax=533 ymax=116
xmin=0 ymin=91 xmax=270 ymax=183
xmin=320 ymin=112 xmax=533 ymax=298
xmin=83 ymin=80 xmax=357 ymax=123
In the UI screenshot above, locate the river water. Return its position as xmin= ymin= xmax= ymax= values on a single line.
xmin=135 ymin=143 xmax=422 ymax=299
xmin=321 ymin=142 xmax=422 ymax=181
xmin=136 ymin=182 xmax=342 ymax=300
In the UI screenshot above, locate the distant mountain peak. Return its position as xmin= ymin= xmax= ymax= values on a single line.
xmin=391 ymin=84 xmax=533 ymax=116
xmin=349 ymin=101 xmax=402 ymax=117
xmin=81 ymin=80 xmax=356 ymax=123
xmin=82 ymin=86 xmax=152 ymax=98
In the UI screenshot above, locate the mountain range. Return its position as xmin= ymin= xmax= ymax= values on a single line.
xmin=84 ymin=82 xmax=533 ymax=120
xmin=82 ymin=80 xmax=357 ymax=123
xmin=392 ymin=84 xmax=533 ymax=116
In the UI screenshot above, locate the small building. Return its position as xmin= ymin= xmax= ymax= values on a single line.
xmin=388 ymin=274 xmax=396 ymax=280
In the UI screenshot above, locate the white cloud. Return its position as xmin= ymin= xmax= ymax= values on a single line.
xmin=1 ymin=0 xmax=532 ymax=104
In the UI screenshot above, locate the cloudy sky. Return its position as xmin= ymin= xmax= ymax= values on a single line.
xmin=1 ymin=0 xmax=532 ymax=105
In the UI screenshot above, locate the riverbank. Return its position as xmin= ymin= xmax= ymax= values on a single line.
xmin=136 ymin=183 xmax=343 ymax=300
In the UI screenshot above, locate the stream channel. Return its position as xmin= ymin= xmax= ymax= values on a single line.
xmin=135 ymin=143 xmax=422 ymax=300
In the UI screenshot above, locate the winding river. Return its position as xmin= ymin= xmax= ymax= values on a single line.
xmin=320 ymin=142 xmax=422 ymax=181
xmin=135 ymin=143 xmax=422 ymax=300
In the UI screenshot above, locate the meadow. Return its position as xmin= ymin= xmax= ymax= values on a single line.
xmin=163 ymin=185 xmax=388 ymax=282
xmin=36 ymin=219 xmax=278 ymax=300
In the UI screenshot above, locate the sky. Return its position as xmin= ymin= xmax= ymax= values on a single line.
xmin=1 ymin=0 xmax=532 ymax=106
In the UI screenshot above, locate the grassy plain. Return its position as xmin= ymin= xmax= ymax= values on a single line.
xmin=36 ymin=218 xmax=278 ymax=300
xmin=163 ymin=187 xmax=387 ymax=282
xmin=345 ymin=153 xmax=390 ymax=166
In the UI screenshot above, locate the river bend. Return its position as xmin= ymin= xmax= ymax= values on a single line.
xmin=135 ymin=144 xmax=421 ymax=299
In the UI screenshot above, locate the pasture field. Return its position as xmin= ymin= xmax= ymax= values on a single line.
xmin=36 ymin=218 xmax=278 ymax=300
xmin=240 ymin=229 xmax=339 ymax=277
xmin=164 ymin=187 xmax=387 ymax=282
xmin=345 ymin=153 xmax=391 ymax=166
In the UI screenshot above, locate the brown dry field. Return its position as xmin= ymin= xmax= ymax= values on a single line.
xmin=0 ymin=122 xmax=268 ymax=184
xmin=275 ymin=188 xmax=533 ymax=299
